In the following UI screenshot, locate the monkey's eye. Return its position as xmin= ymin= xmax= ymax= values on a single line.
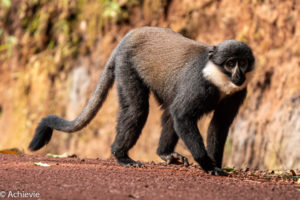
xmin=239 ymin=59 xmax=248 ymax=69
xmin=225 ymin=59 xmax=236 ymax=69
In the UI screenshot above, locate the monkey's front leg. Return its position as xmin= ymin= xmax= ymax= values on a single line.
xmin=207 ymin=89 xmax=247 ymax=168
xmin=171 ymin=113 xmax=228 ymax=176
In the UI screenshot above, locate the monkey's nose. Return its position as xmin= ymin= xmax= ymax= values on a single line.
xmin=232 ymin=77 xmax=245 ymax=86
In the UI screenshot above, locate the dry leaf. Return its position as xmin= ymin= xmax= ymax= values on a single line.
xmin=290 ymin=170 xmax=297 ymax=176
xmin=0 ymin=148 xmax=23 ymax=155
xmin=47 ymin=153 xmax=68 ymax=158
xmin=33 ymin=162 xmax=51 ymax=167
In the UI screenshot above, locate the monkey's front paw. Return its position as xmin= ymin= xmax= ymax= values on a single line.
xmin=208 ymin=167 xmax=229 ymax=176
xmin=160 ymin=152 xmax=189 ymax=166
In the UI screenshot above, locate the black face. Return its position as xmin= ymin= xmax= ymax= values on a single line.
xmin=208 ymin=40 xmax=255 ymax=86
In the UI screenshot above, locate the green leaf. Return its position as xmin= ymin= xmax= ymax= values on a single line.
xmin=223 ymin=167 xmax=235 ymax=172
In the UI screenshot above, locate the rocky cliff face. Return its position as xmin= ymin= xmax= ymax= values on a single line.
xmin=0 ymin=0 xmax=299 ymax=169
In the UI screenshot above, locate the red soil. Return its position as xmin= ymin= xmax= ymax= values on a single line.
xmin=0 ymin=154 xmax=299 ymax=200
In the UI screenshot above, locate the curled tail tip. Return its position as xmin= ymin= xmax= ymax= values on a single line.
xmin=28 ymin=121 xmax=53 ymax=151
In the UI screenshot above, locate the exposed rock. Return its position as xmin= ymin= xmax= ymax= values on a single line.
xmin=0 ymin=0 xmax=299 ymax=169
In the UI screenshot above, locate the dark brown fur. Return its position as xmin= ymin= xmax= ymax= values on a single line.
xmin=29 ymin=27 xmax=255 ymax=176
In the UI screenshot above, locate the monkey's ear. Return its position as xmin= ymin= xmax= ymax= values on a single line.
xmin=208 ymin=46 xmax=216 ymax=59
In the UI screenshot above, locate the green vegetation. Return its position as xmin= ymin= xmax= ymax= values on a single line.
xmin=0 ymin=0 xmax=142 ymax=152
xmin=0 ymin=0 xmax=11 ymax=8
xmin=0 ymin=34 xmax=17 ymax=59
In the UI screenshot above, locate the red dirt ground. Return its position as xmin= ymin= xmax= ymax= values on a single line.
xmin=0 ymin=154 xmax=299 ymax=200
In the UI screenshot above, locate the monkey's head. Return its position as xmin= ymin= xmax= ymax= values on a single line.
xmin=208 ymin=40 xmax=255 ymax=86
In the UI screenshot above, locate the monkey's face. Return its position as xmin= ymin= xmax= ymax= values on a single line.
xmin=209 ymin=40 xmax=255 ymax=87
xmin=223 ymin=57 xmax=251 ymax=86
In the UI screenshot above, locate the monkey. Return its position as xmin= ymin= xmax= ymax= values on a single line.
xmin=29 ymin=26 xmax=255 ymax=176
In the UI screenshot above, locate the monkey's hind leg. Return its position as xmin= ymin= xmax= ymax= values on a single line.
xmin=111 ymin=65 xmax=149 ymax=168
xmin=157 ymin=110 xmax=189 ymax=166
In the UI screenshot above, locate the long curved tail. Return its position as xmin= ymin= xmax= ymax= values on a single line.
xmin=28 ymin=55 xmax=116 ymax=151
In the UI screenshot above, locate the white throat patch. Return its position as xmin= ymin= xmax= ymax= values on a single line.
xmin=202 ymin=61 xmax=254 ymax=96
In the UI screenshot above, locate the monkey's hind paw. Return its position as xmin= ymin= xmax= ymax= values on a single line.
xmin=123 ymin=161 xmax=144 ymax=168
xmin=117 ymin=157 xmax=144 ymax=168
xmin=160 ymin=152 xmax=189 ymax=166
xmin=208 ymin=167 xmax=230 ymax=176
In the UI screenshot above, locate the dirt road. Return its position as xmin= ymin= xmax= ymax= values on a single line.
xmin=0 ymin=154 xmax=299 ymax=200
